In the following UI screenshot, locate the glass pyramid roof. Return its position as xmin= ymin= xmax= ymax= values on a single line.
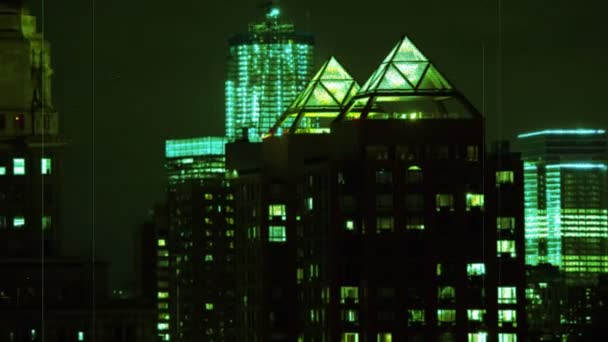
xmin=267 ymin=57 xmax=360 ymax=136
xmin=337 ymin=36 xmax=480 ymax=121
xmin=359 ymin=36 xmax=452 ymax=94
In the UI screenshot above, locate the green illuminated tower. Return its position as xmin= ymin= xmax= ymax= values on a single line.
xmin=162 ymin=136 xmax=236 ymax=341
xmin=225 ymin=4 xmax=314 ymax=142
xmin=517 ymin=129 xmax=608 ymax=285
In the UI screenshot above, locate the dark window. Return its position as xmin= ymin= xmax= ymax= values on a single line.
xmin=376 ymin=194 xmax=393 ymax=210
xmin=15 ymin=114 xmax=25 ymax=130
xmin=375 ymin=169 xmax=392 ymax=184
xmin=405 ymin=194 xmax=423 ymax=211
xmin=405 ymin=166 xmax=423 ymax=184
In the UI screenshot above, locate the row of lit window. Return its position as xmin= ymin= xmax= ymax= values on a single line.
xmin=0 ymin=158 xmax=51 ymax=175
xmin=367 ymin=145 xmax=480 ymax=162
xmin=340 ymin=332 xmax=516 ymax=342
xmin=0 ymin=216 xmax=51 ymax=230
xmin=338 ymin=286 xmax=516 ymax=304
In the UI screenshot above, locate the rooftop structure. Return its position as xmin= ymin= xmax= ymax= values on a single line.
xmin=268 ymin=56 xmax=360 ymax=136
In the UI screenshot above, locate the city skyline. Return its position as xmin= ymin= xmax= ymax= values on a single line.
xmin=2 ymin=0 xmax=608 ymax=340
xmin=25 ymin=0 xmax=608 ymax=289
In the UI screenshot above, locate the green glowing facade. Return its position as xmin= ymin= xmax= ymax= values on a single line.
xmin=517 ymin=129 xmax=608 ymax=285
xmin=225 ymin=5 xmax=314 ymax=142
xmin=164 ymin=136 xmax=226 ymax=183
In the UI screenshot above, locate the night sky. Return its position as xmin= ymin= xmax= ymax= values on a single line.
xmin=29 ymin=0 xmax=608 ymax=288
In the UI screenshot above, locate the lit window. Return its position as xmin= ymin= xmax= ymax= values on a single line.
xmin=377 ymin=333 xmax=392 ymax=342
xmin=158 ymin=303 xmax=169 ymax=309
xmin=268 ymin=204 xmax=286 ymax=220
xmin=468 ymin=332 xmax=488 ymax=342
xmin=157 ymin=291 xmax=169 ymax=299
xmin=436 ymin=194 xmax=454 ymax=211
xmin=467 ymin=263 xmax=486 ymax=276
xmin=158 ymin=239 xmax=166 ymax=247
xmin=466 ymin=145 xmax=479 ymax=161
xmin=498 ymin=287 xmax=517 ymax=304
xmin=297 ymin=268 xmax=303 ymax=283
xmin=498 ymin=333 xmax=517 ymax=342
xmin=268 ymin=225 xmax=286 ymax=242
xmin=306 ymin=197 xmax=313 ymax=210
xmin=466 ymin=193 xmax=484 ymax=211
xmin=342 ymin=332 xmax=359 ymax=342
xmin=408 ymin=309 xmax=425 ymax=326
xmin=226 ymin=230 xmax=234 ymax=237
xmin=204 ymin=254 xmax=213 ymax=262
xmin=497 ymin=240 xmax=516 ymax=257
xmin=0 ymin=166 xmax=5 ymax=175
xmin=496 ymin=170 xmax=514 ymax=185
xmin=158 ymin=260 xmax=169 ymax=267
xmin=437 ymin=309 xmax=456 ymax=323
xmin=158 ymin=313 xmax=170 ymax=320
xmin=436 ymin=263 xmax=442 ymax=276
xmin=13 ymin=158 xmax=25 ymax=175
xmin=42 ymin=216 xmax=51 ymax=230
xmin=13 ymin=216 xmax=25 ymax=229
xmin=345 ymin=220 xmax=355 ymax=231
xmin=340 ymin=286 xmax=359 ymax=304
xmin=498 ymin=310 xmax=517 ymax=326
xmin=41 ymin=158 xmax=52 ymax=175
xmin=438 ymin=286 xmax=455 ymax=302
xmin=342 ymin=309 xmax=358 ymax=323
xmin=497 ymin=217 xmax=515 ymax=231
xmin=157 ymin=323 xmax=169 ymax=330
xmin=467 ymin=309 xmax=486 ymax=321
xmin=204 ymin=193 xmax=213 ymax=200
xmin=205 ymin=303 xmax=214 ymax=310
xmin=78 ymin=331 xmax=84 ymax=341
xmin=405 ymin=216 xmax=424 ymax=230
xmin=376 ymin=217 xmax=394 ymax=232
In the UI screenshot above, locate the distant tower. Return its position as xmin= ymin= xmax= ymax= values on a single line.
xmin=225 ymin=4 xmax=314 ymax=142
xmin=162 ymin=137 xmax=236 ymax=342
xmin=0 ymin=0 xmax=65 ymax=257
xmin=517 ymin=129 xmax=608 ymax=285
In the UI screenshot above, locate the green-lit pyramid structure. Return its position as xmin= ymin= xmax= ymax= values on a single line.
xmin=337 ymin=35 xmax=480 ymax=121
xmin=267 ymin=57 xmax=360 ymax=136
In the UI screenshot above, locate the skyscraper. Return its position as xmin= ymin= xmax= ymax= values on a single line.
xmin=0 ymin=0 xmax=64 ymax=257
xmin=225 ymin=4 xmax=314 ymax=142
xmin=517 ymin=129 xmax=608 ymax=285
xmin=228 ymin=36 xmax=525 ymax=341
xmin=162 ymin=136 xmax=236 ymax=341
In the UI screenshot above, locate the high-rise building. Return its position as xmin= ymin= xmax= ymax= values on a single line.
xmin=162 ymin=136 xmax=236 ymax=341
xmin=0 ymin=0 xmax=64 ymax=257
xmin=228 ymin=36 xmax=525 ymax=341
xmin=225 ymin=4 xmax=314 ymax=142
xmin=516 ymin=129 xmax=608 ymax=285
